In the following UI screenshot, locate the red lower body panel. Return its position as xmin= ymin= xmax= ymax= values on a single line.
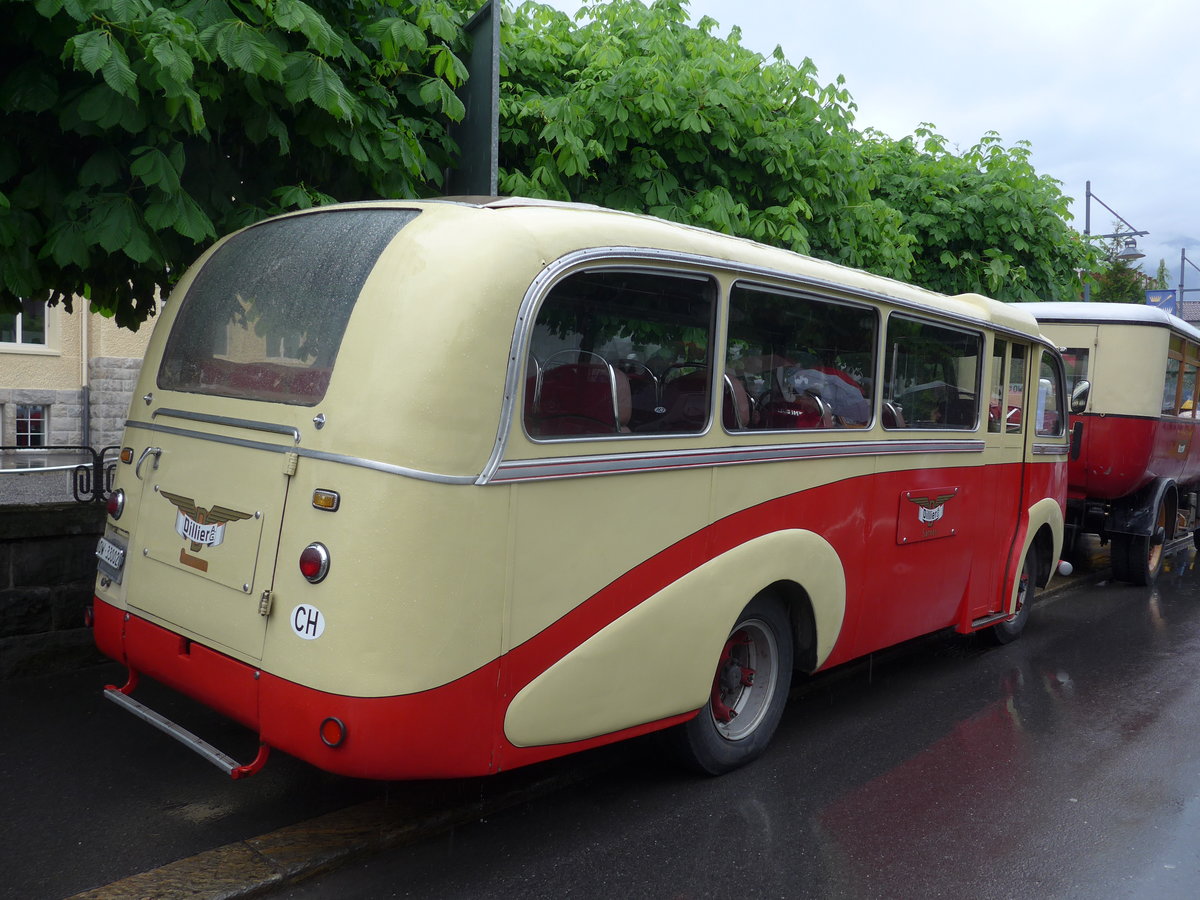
xmin=93 ymin=598 xmax=690 ymax=779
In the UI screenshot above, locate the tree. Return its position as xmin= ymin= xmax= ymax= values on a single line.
xmin=0 ymin=0 xmax=474 ymax=328
xmin=860 ymin=127 xmax=1097 ymax=302
xmin=501 ymin=0 xmax=915 ymax=278
xmin=501 ymin=1 xmax=1097 ymax=304
xmin=1155 ymin=257 xmax=1171 ymax=290
xmin=1088 ymin=258 xmax=1153 ymax=304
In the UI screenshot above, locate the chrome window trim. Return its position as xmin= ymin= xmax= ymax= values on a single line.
xmin=480 ymin=247 xmax=1053 ymax=485
xmin=1032 ymin=443 xmax=1069 ymax=456
xmin=124 ymin=420 xmax=476 ymax=485
xmin=152 ymin=408 xmax=302 ymax=444
xmin=486 ymin=438 xmax=986 ymax=485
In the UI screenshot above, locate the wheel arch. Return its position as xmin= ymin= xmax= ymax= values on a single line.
xmin=1109 ymin=477 xmax=1178 ymax=539
xmin=502 ymin=529 xmax=846 ymax=748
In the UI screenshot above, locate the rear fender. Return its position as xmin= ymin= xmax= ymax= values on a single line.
xmin=503 ymin=529 xmax=846 ymax=748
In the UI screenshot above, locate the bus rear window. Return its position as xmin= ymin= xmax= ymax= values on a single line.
xmin=158 ymin=209 xmax=418 ymax=405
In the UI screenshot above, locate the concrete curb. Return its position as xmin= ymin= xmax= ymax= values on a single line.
xmin=67 ymin=745 xmax=633 ymax=900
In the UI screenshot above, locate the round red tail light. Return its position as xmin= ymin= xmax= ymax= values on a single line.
xmin=106 ymin=489 xmax=125 ymax=520
xmin=299 ymin=542 xmax=330 ymax=583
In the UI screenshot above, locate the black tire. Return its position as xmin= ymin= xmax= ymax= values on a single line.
xmin=1111 ymin=498 xmax=1168 ymax=586
xmin=667 ymin=593 xmax=793 ymax=776
xmin=990 ymin=548 xmax=1036 ymax=645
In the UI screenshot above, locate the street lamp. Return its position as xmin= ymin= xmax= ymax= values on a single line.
xmin=1083 ymin=180 xmax=1149 ymax=301
xmin=1179 ymin=249 xmax=1200 ymax=314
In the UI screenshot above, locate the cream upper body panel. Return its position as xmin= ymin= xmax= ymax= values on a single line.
xmin=1025 ymin=301 xmax=1187 ymax=418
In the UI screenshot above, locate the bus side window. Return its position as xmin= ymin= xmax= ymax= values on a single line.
xmin=1035 ymin=351 xmax=1066 ymax=437
xmin=1007 ymin=343 xmax=1026 ymax=432
xmin=525 ymin=270 xmax=716 ymax=439
xmin=883 ymin=316 xmax=983 ymax=430
xmin=724 ymin=284 xmax=876 ymax=431
xmin=988 ymin=339 xmax=1007 ymax=432
xmin=1163 ymin=356 xmax=1182 ymax=415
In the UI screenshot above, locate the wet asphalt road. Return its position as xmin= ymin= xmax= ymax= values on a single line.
xmin=272 ymin=547 xmax=1200 ymax=899
xmin=6 ymin=544 xmax=1200 ymax=899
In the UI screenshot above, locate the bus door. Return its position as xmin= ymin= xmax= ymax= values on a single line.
xmin=867 ymin=315 xmax=985 ymax=650
xmin=120 ymin=418 xmax=294 ymax=662
xmin=979 ymin=339 xmax=1030 ymax=621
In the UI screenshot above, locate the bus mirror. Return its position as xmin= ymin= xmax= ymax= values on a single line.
xmin=1070 ymin=380 xmax=1091 ymax=414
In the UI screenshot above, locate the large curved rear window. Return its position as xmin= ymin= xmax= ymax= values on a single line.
xmin=158 ymin=208 xmax=419 ymax=405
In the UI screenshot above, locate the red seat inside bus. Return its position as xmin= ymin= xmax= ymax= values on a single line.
xmin=529 ymin=363 xmax=632 ymax=436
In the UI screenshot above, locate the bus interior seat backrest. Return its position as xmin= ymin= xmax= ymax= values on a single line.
xmin=656 ymin=368 xmax=710 ymax=431
xmin=723 ymin=374 xmax=750 ymax=430
xmin=531 ymin=356 xmax=631 ymax=436
xmin=883 ymin=400 xmax=906 ymax=428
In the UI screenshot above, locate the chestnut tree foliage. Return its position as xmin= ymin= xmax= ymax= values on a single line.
xmin=502 ymin=0 xmax=1096 ymax=303
xmin=1 ymin=0 xmax=1098 ymax=328
xmin=0 ymin=0 xmax=474 ymax=327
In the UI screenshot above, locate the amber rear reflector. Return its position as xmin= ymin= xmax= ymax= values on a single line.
xmin=312 ymin=490 xmax=340 ymax=512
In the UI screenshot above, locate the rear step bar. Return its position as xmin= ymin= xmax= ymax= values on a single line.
xmin=104 ymin=674 xmax=270 ymax=779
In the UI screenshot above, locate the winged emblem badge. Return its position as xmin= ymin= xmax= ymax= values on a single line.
xmin=161 ymin=491 xmax=252 ymax=552
xmin=907 ymin=491 xmax=957 ymax=524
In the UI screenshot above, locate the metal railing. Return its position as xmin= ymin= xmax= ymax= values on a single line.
xmin=0 ymin=445 xmax=119 ymax=503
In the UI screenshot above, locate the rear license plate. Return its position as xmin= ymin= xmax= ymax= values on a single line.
xmin=96 ymin=536 xmax=127 ymax=584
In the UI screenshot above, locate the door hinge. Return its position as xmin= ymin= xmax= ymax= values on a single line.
xmin=282 ymin=452 xmax=299 ymax=477
xmin=258 ymin=590 xmax=274 ymax=617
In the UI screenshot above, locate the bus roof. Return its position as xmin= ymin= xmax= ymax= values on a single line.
xmin=258 ymin=198 xmax=1047 ymax=341
xmin=1023 ymin=301 xmax=1200 ymax=343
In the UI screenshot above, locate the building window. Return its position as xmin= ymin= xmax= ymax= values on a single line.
xmin=0 ymin=299 xmax=47 ymax=346
xmin=16 ymin=404 xmax=47 ymax=447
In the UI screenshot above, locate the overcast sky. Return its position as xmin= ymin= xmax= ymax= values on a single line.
xmin=536 ymin=0 xmax=1200 ymax=292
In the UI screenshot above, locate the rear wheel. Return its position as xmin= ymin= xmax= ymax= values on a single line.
xmin=668 ymin=593 xmax=793 ymax=775
xmin=991 ymin=548 xmax=1036 ymax=645
xmin=1111 ymin=497 xmax=1169 ymax=586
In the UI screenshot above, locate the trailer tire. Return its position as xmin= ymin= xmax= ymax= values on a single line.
xmin=1112 ymin=497 xmax=1169 ymax=586
xmin=667 ymin=593 xmax=793 ymax=776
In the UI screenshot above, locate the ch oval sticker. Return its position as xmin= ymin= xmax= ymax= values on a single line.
xmin=290 ymin=604 xmax=325 ymax=640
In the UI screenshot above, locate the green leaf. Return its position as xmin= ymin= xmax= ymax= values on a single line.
xmin=89 ymin=195 xmax=139 ymax=253
xmin=70 ymin=29 xmax=113 ymax=75
xmin=130 ymin=147 xmax=181 ymax=192
xmin=43 ymin=219 xmax=91 ymax=268
xmin=147 ymin=35 xmax=195 ymax=84
xmin=101 ymin=41 xmax=139 ymax=99
xmin=80 ymin=148 xmax=124 ymax=188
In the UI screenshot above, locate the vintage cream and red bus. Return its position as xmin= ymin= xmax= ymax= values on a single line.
xmin=92 ymin=199 xmax=1067 ymax=780
xmin=1025 ymin=302 xmax=1200 ymax=584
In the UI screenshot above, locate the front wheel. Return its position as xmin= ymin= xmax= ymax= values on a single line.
xmin=667 ymin=593 xmax=793 ymax=775
xmin=990 ymin=548 xmax=1036 ymax=645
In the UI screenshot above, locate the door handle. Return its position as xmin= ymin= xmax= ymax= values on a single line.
xmin=135 ymin=447 xmax=162 ymax=480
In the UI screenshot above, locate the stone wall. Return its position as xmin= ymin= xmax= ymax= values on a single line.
xmin=88 ymin=356 xmax=142 ymax=450
xmin=0 ymin=502 xmax=106 ymax=679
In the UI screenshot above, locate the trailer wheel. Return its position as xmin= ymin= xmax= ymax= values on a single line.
xmin=667 ymin=593 xmax=793 ymax=775
xmin=1112 ymin=498 xmax=1169 ymax=586
xmin=990 ymin=548 xmax=1036 ymax=645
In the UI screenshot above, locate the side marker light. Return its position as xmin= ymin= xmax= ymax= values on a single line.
xmin=320 ymin=717 xmax=347 ymax=748
xmin=312 ymin=490 xmax=340 ymax=512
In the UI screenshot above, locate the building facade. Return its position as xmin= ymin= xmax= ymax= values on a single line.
xmin=0 ymin=298 xmax=155 ymax=453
